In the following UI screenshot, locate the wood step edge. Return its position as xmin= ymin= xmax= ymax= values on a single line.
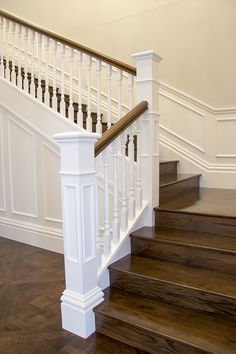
xmin=95 ymin=288 xmax=236 ymax=354
xmin=130 ymin=232 xmax=236 ymax=254
xmin=109 ymin=257 xmax=236 ymax=300
xmin=160 ymin=160 xmax=179 ymax=165
xmin=155 ymin=206 xmax=236 ymax=220
xmin=96 ymin=311 xmax=210 ymax=354
xmin=160 ymin=174 xmax=201 ymax=188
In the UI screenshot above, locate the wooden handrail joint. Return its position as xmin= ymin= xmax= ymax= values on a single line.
xmin=95 ymin=101 xmax=148 ymax=156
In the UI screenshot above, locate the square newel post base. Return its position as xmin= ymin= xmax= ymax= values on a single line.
xmin=61 ymin=288 xmax=104 ymax=338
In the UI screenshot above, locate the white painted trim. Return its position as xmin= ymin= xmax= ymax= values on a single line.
xmin=7 ymin=116 xmax=38 ymax=218
xmin=160 ymin=92 xmax=205 ymax=117
xmin=160 ymin=135 xmax=236 ymax=172
xmin=0 ymin=114 xmax=7 ymax=211
xmin=160 ymin=125 xmax=205 ymax=153
xmin=159 ymin=82 xmax=236 ymax=114
xmin=0 ymin=216 xmax=63 ymax=253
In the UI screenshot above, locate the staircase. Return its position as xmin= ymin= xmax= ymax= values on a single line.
xmin=95 ymin=160 xmax=236 ymax=353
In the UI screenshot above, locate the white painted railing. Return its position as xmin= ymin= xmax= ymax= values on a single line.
xmin=0 ymin=11 xmax=136 ymax=131
xmin=0 ymin=10 xmax=162 ymax=340
xmin=55 ymin=51 xmax=162 ymax=337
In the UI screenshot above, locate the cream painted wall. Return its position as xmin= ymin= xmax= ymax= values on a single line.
xmin=0 ymin=0 xmax=235 ymax=108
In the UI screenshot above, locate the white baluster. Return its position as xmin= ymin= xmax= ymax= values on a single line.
xmin=0 ymin=16 xmax=4 ymax=78
xmin=68 ymin=47 xmax=74 ymax=122
xmin=120 ymin=132 xmax=128 ymax=231
xmin=52 ymin=40 xmax=58 ymax=111
xmin=112 ymin=139 xmax=120 ymax=244
xmin=5 ymin=19 xmax=10 ymax=81
xmin=128 ymin=124 xmax=136 ymax=220
xmin=23 ymin=27 xmax=28 ymax=92
xmin=17 ymin=24 xmax=22 ymax=89
xmin=60 ymin=43 xmax=66 ymax=117
xmin=11 ymin=22 xmax=16 ymax=85
xmin=136 ymin=118 xmax=142 ymax=210
xmin=30 ymin=30 xmax=35 ymax=97
xmin=128 ymin=74 xmax=134 ymax=109
xmin=86 ymin=55 xmax=92 ymax=131
xmin=37 ymin=33 xmax=42 ymax=101
xmin=103 ymin=148 xmax=111 ymax=257
xmin=77 ymin=51 xmax=83 ymax=127
xmin=117 ymin=69 xmax=123 ymax=120
xmin=106 ymin=64 xmax=112 ymax=129
xmin=96 ymin=59 xmax=102 ymax=134
xmin=44 ymin=37 xmax=50 ymax=106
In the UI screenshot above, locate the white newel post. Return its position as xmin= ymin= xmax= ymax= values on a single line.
xmin=133 ymin=51 xmax=162 ymax=226
xmin=54 ymin=131 xmax=104 ymax=338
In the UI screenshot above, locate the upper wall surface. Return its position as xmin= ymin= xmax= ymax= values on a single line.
xmin=0 ymin=0 xmax=235 ymax=108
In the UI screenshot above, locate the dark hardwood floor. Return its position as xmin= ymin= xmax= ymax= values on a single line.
xmin=0 ymin=237 xmax=146 ymax=354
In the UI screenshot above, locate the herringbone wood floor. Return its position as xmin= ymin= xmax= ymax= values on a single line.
xmin=0 ymin=237 xmax=146 ymax=354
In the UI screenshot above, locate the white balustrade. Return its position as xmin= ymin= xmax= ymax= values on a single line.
xmin=17 ymin=24 xmax=22 ymax=89
xmin=106 ymin=64 xmax=112 ymax=129
xmin=117 ymin=69 xmax=123 ymax=120
xmin=60 ymin=43 xmax=66 ymax=117
xmin=44 ymin=37 xmax=50 ymax=106
xmin=77 ymin=51 xmax=83 ymax=127
xmin=86 ymin=55 xmax=92 ymax=131
xmin=37 ymin=33 xmax=42 ymax=101
xmin=5 ymin=19 xmax=10 ymax=81
xmin=11 ymin=22 xmax=16 ymax=85
xmin=120 ymin=131 xmax=128 ymax=231
xmin=102 ymin=148 xmax=111 ymax=257
xmin=23 ymin=27 xmax=28 ymax=92
xmin=96 ymin=59 xmax=102 ymax=134
xmin=112 ymin=139 xmax=120 ymax=244
xmin=68 ymin=47 xmax=74 ymax=122
xmin=30 ymin=30 xmax=35 ymax=96
xmin=128 ymin=123 xmax=136 ymax=220
xmin=52 ymin=40 xmax=58 ymax=111
xmin=128 ymin=74 xmax=134 ymax=109
xmin=136 ymin=118 xmax=142 ymax=210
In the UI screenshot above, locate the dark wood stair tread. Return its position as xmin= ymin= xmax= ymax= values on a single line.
xmin=160 ymin=160 xmax=179 ymax=164
xmin=158 ymin=187 xmax=236 ymax=218
xmin=131 ymin=227 xmax=236 ymax=252
xmin=160 ymin=173 xmax=201 ymax=187
xmin=96 ymin=288 xmax=236 ymax=354
xmin=109 ymin=255 xmax=236 ymax=298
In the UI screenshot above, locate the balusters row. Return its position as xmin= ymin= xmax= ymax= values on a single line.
xmin=0 ymin=16 xmax=135 ymax=134
xmin=98 ymin=120 xmax=142 ymax=263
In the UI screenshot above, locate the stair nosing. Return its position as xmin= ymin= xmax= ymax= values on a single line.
xmin=109 ymin=259 xmax=236 ymax=300
xmin=160 ymin=174 xmax=201 ymax=188
xmin=131 ymin=232 xmax=236 ymax=254
xmin=96 ymin=310 xmax=213 ymax=354
xmin=155 ymin=206 xmax=236 ymax=220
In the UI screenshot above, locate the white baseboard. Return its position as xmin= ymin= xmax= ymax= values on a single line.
xmin=0 ymin=217 xmax=64 ymax=253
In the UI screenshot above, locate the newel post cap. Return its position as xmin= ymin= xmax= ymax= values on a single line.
xmin=132 ymin=50 xmax=163 ymax=63
xmin=54 ymin=131 xmax=101 ymax=144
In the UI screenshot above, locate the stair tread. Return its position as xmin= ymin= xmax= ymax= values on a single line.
xmin=131 ymin=227 xmax=236 ymax=252
xmin=157 ymin=187 xmax=236 ymax=218
xmin=160 ymin=173 xmax=201 ymax=187
xmin=160 ymin=160 xmax=179 ymax=164
xmin=97 ymin=288 xmax=236 ymax=354
xmin=110 ymin=254 xmax=236 ymax=298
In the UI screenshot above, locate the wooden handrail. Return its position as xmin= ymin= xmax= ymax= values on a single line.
xmin=0 ymin=9 xmax=136 ymax=76
xmin=95 ymin=101 xmax=148 ymax=156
